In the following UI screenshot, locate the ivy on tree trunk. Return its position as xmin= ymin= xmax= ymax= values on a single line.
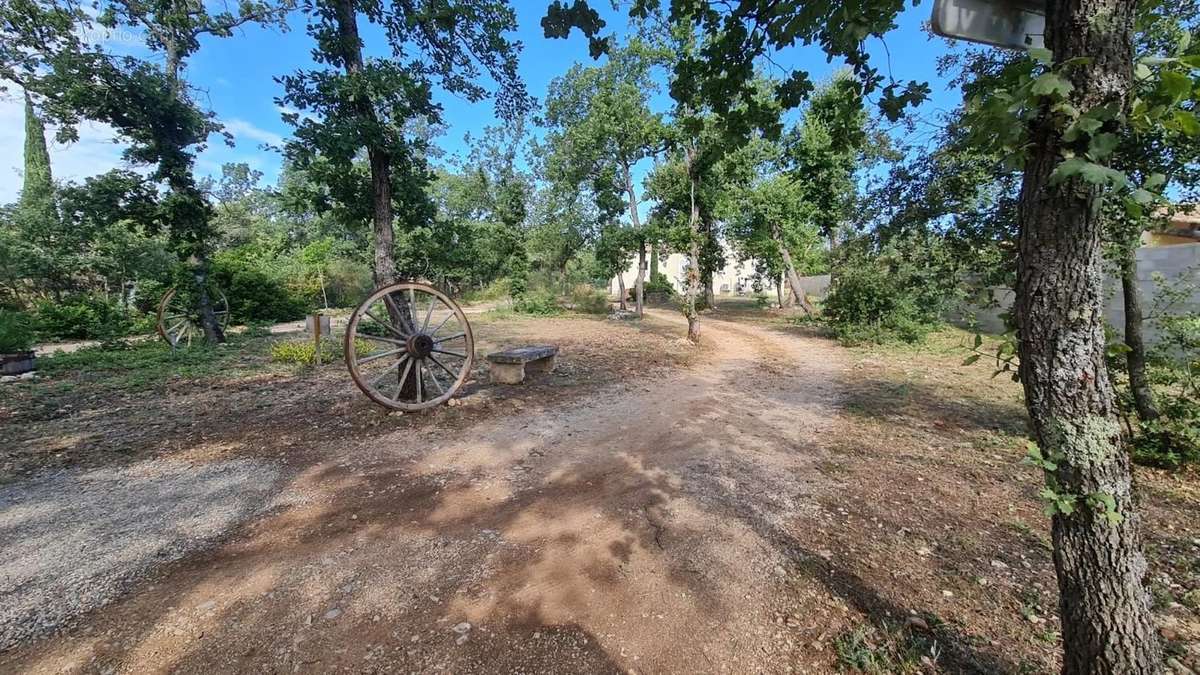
xmin=1016 ymin=0 xmax=1162 ymax=670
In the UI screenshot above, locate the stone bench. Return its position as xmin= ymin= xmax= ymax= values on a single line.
xmin=486 ymin=345 xmax=559 ymax=384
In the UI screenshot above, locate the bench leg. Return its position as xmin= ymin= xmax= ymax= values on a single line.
xmin=525 ymin=355 xmax=556 ymax=377
xmin=490 ymin=362 xmax=526 ymax=384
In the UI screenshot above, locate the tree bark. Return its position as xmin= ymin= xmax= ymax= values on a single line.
xmin=1015 ymin=0 xmax=1162 ymax=671
xmin=623 ymin=164 xmax=646 ymax=317
xmin=635 ymin=242 xmax=647 ymax=316
xmin=772 ymin=223 xmax=814 ymax=316
xmin=164 ymin=39 xmax=224 ymax=344
xmin=775 ymin=274 xmax=784 ymax=308
xmin=650 ymin=245 xmax=659 ymax=280
xmin=616 ymin=272 xmax=627 ymax=311
xmin=684 ymin=148 xmax=700 ymax=343
xmin=331 ymin=0 xmax=395 ymax=287
xmin=1120 ymin=261 xmax=1159 ymax=422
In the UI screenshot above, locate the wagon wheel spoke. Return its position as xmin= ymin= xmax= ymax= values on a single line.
xmin=372 ymin=354 xmax=408 ymax=389
xmin=358 ymin=347 xmax=406 ymax=365
xmin=425 ymin=360 xmax=446 ymax=395
xmin=414 ymin=359 xmax=423 ymax=403
xmin=364 ymin=309 xmax=408 ymax=339
xmin=428 ymin=354 xmax=458 ymax=381
xmin=422 ymin=294 xmax=436 ymax=333
xmin=346 ymin=282 xmax=474 ymax=411
xmin=359 ymin=333 xmax=406 ymax=347
xmin=394 ymin=356 xmax=415 ymax=401
xmin=428 ymin=311 xmax=455 ymax=337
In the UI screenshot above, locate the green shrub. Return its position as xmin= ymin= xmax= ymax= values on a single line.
xmin=322 ymin=258 xmax=374 ymax=308
xmin=1121 ymin=271 xmax=1200 ymax=469
xmin=569 ymin=284 xmax=610 ymax=314
xmin=822 ymin=235 xmax=958 ymax=345
xmin=212 ymin=252 xmax=309 ymax=324
xmin=270 ymin=337 xmax=370 ymax=365
xmin=462 ymin=278 xmax=512 ymax=303
xmin=645 ymin=272 xmax=677 ymax=296
xmin=513 ymin=289 xmax=561 ymax=315
xmin=0 ymin=309 xmax=35 ymax=352
xmin=32 ymin=295 xmax=135 ymax=341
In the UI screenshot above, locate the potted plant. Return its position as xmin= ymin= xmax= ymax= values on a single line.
xmin=0 ymin=309 xmax=36 ymax=376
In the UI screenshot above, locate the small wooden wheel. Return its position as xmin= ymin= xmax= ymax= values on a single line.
xmin=156 ymin=286 xmax=230 ymax=348
xmin=345 ymin=282 xmax=475 ymax=411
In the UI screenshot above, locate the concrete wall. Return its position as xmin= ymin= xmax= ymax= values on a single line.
xmin=950 ymin=243 xmax=1200 ymax=341
xmin=610 ymin=250 xmax=781 ymax=297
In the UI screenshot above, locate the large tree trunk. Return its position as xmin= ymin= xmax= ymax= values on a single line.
xmin=684 ymin=149 xmax=701 ymax=343
xmin=1016 ymin=0 xmax=1162 ymax=671
xmin=624 ymin=164 xmax=646 ymax=317
xmin=635 ymin=242 xmax=647 ymax=317
xmin=616 ymin=273 xmax=627 ymax=311
xmin=1121 ymin=261 xmax=1159 ymax=422
xmin=703 ymin=271 xmax=714 ymax=309
xmin=775 ymin=274 xmax=784 ymax=308
xmin=772 ymin=224 xmax=814 ymax=315
xmin=332 ymin=0 xmax=394 ymax=287
xmin=164 ymin=41 xmax=224 ymax=344
xmin=368 ymin=147 xmax=396 ymax=286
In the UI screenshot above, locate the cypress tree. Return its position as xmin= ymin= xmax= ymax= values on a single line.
xmin=19 ymin=90 xmax=56 ymax=228
xmin=20 ymin=90 xmax=53 ymax=207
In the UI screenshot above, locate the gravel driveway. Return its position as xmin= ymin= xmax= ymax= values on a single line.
xmin=0 ymin=457 xmax=281 ymax=650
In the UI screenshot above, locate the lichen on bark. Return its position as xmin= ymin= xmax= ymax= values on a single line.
xmin=1044 ymin=415 xmax=1122 ymax=469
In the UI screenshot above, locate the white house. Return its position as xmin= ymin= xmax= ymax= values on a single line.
xmin=609 ymin=244 xmax=781 ymax=298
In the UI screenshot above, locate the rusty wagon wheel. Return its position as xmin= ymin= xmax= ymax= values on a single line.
xmin=156 ymin=286 xmax=230 ymax=348
xmin=345 ymin=281 xmax=475 ymax=412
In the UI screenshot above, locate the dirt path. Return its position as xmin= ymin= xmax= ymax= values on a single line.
xmin=3 ymin=310 xmax=856 ymax=673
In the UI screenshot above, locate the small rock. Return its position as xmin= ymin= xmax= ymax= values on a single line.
xmin=990 ymin=559 xmax=1008 ymax=569
xmin=1161 ymin=627 xmax=1179 ymax=642
xmin=917 ymin=547 xmax=932 ymax=556
xmin=452 ymin=622 xmax=472 ymax=634
xmin=456 ymin=634 xmax=469 ymax=645
xmin=906 ymin=616 xmax=929 ymax=631
xmin=942 ymin=590 xmax=954 ymax=598
xmin=324 ymin=608 xmax=342 ymax=620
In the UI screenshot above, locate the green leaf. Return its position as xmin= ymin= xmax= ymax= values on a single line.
xmin=1087 ymin=132 xmax=1119 ymax=160
xmin=1160 ymin=70 xmax=1192 ymax=102
xmin=1028 ymin=47 xmax=1053 ymax=64
xmin=963 ymin=353 xmax=981 ymax=366
xmin=1129 ymin=188 xmax=1155 ymax=205
xmin=1030 ymin=72 xmax=1073 ymax=98
xmin=1174 ymin=109 xmax=1200 ymax=136
xmin=1135 ymin=62 xmax=1153 ymax=81
xmin=973 ymin=333 xmax=983 ymax=348
xmin=1049 ymin=157 xmax=1128 ymax=189
xmin=1181 ymin=54 xmax=1200 ymax=69
xmin=1144 ymin=172 xmax=1167 ymax=190
xmin=1124 ymin=199 xmax=1144 ymax=219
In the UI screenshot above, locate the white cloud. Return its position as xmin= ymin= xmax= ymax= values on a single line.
xmin=0 ymin=92 xmax=129 ymax=204
xmin=221 ymin=118 xmax=285 ymax=148
xmin=0 ymin=95 xmax=289 ymax=204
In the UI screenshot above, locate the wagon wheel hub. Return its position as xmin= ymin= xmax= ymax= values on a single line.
xmin=407 ymin=333 xmax=434 ymax=359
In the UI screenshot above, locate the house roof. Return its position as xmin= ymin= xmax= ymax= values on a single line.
xmin=1157 ymin=206 xmax=1200 ymax=241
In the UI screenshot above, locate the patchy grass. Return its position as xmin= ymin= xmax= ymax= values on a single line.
xmin=834 ymin=622 xmax=937 ymax=674
xmin=820 ymin=324 xmax=1200 ymax=674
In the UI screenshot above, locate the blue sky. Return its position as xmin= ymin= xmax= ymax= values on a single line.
xmin=0 ymin=1 xmax=973 ymax=203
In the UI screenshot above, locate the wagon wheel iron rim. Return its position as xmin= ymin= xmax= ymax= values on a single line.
xmin=345 ymin=282 xmax=474 ymax=411
xmin=156 ymin=286 xmax=230 ymax=348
